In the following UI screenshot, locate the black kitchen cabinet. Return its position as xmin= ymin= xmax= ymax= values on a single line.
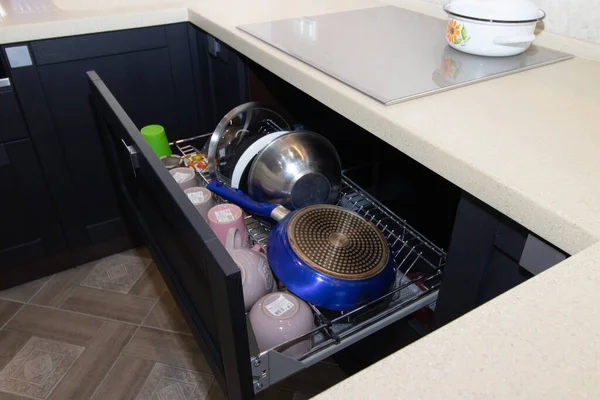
xmin=205 ymin=36 xmax=250 ymax=124
xmin=434 ymin=194 xmax=568 ymax=327
xmin=0 ymin=138 xmax=68 ymax=288
xmin=187 ymin=27 xmax=249 ymax=131
xmin=0 ymin=74 xmax=69 ymax=288
xmin=2 ymin=23 xmax=213 ymax=267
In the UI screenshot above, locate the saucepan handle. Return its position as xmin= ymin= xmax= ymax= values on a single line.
xmin=207 ymin=180 xmax=285 ymax=220
xmin=493 ymin=34 xmax=536 ymax=45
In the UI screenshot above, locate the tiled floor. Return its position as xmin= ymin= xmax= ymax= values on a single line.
xmin=0 ymin=248 xmax=347 ymax=399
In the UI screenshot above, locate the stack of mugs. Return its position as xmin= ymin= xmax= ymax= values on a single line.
xmin=161 ymin=139 xmax=315 ymax=359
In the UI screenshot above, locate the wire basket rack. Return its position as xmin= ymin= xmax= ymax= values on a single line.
xmin=172 ymin=134 xmax=446 ymax=360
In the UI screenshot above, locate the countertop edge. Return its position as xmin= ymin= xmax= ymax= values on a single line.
xmin=314 ymin=240 xmax=600 ymax=399
xmin=2 ymin=3 xmax=597 ymax=254
xmin=187 ymin=10 xmax=600 ymax=255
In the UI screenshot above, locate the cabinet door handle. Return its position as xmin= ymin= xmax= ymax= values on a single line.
xmin=121 ymin=139 xmax=139 ymax=177
xmin=207 ymin=37 xmax=228 ymax=62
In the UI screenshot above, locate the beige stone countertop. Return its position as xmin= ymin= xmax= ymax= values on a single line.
xmin=318 ymin=241 xmax=600 ymax=400
xmin=2 ymin=0 xmax=600 ymax=398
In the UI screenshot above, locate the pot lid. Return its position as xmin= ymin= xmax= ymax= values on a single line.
xmin=207 ymin=102 xmax=291 ymax=185
xmin=444 ymin=0 xmax=545 ymax=23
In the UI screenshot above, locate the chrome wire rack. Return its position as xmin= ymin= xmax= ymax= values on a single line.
xmin=172 ymin=134 xmax=445 ymax=368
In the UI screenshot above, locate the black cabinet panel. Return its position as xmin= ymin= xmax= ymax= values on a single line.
xmin=37 ymin=47 xmax=179 ymax=236
xmin=30 ymin=26 xmax=167 ymax=65
xmin=435 ymin=194 xmax=566 ymax=327
xmin=1 ymin=24 xmax=245 ymax=286
xmin=188 ymin=26 xmax=215 ymax=135
xmin=206 ymin=37 xmax=249 ymax=125
xmin=165 ymin=24 xmax=201 ymax=137
xmin=5 ymin=23 xmax=203 ymax=265
xmin=0 ymin=89 xmax=29 ymax=142
xmin=89 ymin=72 xmax=253 ymax=398
xmin=494 ymin=219 xmax=528 ymax=261
xmin=7 ymin=59 xmax=89 ymax=249
xmin=0 ymin=139 xmax=66 ymax=269
xmin=478 ymin=250 xmax=532 ymax=304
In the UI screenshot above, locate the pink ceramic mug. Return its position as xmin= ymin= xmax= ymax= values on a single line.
xmin=184 ymin=187 xmax=214 ymax=222
xmin=249 ymin=291 xmax=315 ymax=358
xmin=169 ymin=167 xmax=197 ymax=191
xmin=207 ymin=204 xmax=248 ymax=248
xmin=226 ymin=228 xmax=276 ymax=311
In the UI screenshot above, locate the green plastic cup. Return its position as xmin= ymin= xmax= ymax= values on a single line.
xmin=141 ymin=124 xmax=172 ymax=158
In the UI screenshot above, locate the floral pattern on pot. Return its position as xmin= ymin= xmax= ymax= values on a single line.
xmin=447 ymin=19 xmax=471 ymax=46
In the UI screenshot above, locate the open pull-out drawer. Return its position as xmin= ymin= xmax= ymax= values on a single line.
xmin=88 ymin=71 xmax=446 ymax=399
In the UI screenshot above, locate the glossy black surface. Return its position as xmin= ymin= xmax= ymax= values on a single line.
xmin=434 ymin=194 xmax=567 ymax=327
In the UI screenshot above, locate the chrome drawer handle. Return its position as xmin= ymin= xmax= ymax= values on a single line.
xmin=0 ymin=78 xmax=11 ymax=89
xmin=121 ymin=139 xmax=139 ymax=177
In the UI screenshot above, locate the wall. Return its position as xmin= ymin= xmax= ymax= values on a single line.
xmin=422 ymin=0 xmax=600 ymax=44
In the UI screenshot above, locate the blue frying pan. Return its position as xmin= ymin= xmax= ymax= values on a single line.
xmin=208 ymin=180 xmax=395 ymax=311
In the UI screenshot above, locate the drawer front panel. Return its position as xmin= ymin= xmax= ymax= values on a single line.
xmin=88 ymin=71 xmax=253 ymax=399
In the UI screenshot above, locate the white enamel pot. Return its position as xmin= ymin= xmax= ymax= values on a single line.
xmin=443 ymin=0 xmax=546 ymax=57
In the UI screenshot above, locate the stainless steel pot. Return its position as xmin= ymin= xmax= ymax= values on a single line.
xmin=207 ymin=102 xmax=291 ymax=185
xmin=207 ymin=103 xmax=341 ymax=210
xmin=248 ymin=131 xmax=341 ymax=209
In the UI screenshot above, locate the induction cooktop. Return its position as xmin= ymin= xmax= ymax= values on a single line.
xmin=238 ymin=6 xmax=572 ymax=105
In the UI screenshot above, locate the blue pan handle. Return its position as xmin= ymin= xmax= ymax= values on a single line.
xmin=207 ymin=180 xmax=279 ymax=219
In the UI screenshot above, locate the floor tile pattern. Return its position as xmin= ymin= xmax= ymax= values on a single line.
xmin=80 ymin=249 xmax=153 ymax=294
xmin=135 ymin=363 xmax=212 ymax=400
xmin=0 ymin=337 xmax=84 ymax=399
xmin=0 ymin=248 xmax=347 ymax=399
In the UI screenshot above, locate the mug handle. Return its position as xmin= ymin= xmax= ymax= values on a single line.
xmin=493 ymin=35 xmax=536 ymax=45
xmin=226 ymin=228 xmax=243 ymax=251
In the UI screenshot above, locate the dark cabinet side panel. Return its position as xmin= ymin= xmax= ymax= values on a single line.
xmin=434 ymin=194 xmax=566 ymax=327
xmin=0 ymin=139 xmax=66 ymax=272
